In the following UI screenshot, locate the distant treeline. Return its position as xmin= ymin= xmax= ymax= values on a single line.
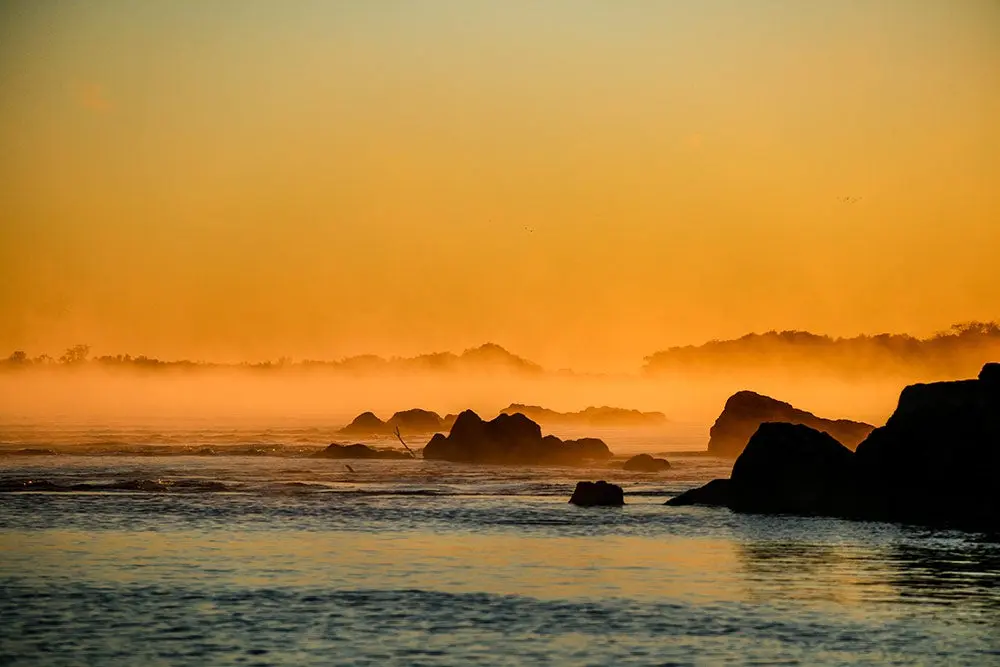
xmin=0 ymin=343 xmax=545 ymax=375
xmin=642 ymin=321 xmax=1000 ymax=378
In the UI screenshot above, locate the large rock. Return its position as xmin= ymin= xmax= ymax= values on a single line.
xmin=338 ymin=411 xmax=388 ymax=435
xmin=666 ymin=479 xmax=731 ymax=506
xmin=338 ymin=409 xmax=453 ymax=436
xmin=622 ymin=453 xmax=671 ymax=472
xmin=569 ymin=480 xmax=625 ymax=507
xmin=422 ymin=410 xmax=613 ymax=465
xmin=979 ymin=362 xmax=1000 ymax=384
xmin=312 ymin=443 xmax=412 ymax=459
xmin=728 ymin=423 xmax=856 ymax=515
xmin=854 ymin=367 xmax=1000 ymax=528
xmin=668 ymin=363 xmax=1000 ymax=530
xmin=708 ymin=391 xmax=873 ymax=457
xmin=387 ymin=409 xmax=448 ymax=433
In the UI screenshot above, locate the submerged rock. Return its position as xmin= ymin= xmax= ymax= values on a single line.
xmin=569 ymin=480 xmax=625 ymax=507
xmin=312 ymin=443 xmax=412 ymax=460
xmin=668 ymin=363 xmax=1000 ymax=531
xmin=622 ymin=453 xmax=671 ymax=472
xmin=708 ymin=391 xmax=873 ymax=458
xmin=422 ymin=410 xmax=612 ymax=465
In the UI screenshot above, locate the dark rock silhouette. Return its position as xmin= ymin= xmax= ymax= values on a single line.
xmin=338 ymin=409 xmax=455 ymax=436
xmin=388 ymin=409 xmax=451 ymax=433
xmin=979 ymin=362 xmax=1000 ymax=383
xmin=562 ymin=437 xmax=615 ymax=461
xmin=422 ymin=410 xmax=612 ymax=465
xmin=622 ymin=453 xmax=671 ymax=472
xmin=853 ymin=365 xmax=1000 ymax=528
xmin=708 ymin=391 xmax=873 ymax=457
xmin=728 ymin=423 xmax=856 ymax=515
xmin=338 ymin=412 xmax=388 ymax=435
xmin=312 ymin=443 xmax=411 ymax=459
xmin=569 ymin=481 xmax=625 ymax=506
xmin=668 ymin=363 xmax=1000 ymax=530
xmin=501 ymin=404 xmax=667 ymax=427
xmin=666 ymin=478 xmax=731 ymax=506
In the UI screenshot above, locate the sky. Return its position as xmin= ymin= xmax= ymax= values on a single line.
xmin=1 ymin=1 xmax=998 ymax=371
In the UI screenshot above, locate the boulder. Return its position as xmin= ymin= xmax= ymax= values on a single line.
xmin=667 ymin=363 xmax=1000 ymax=531
xmin=422 ymin=410 xmax=613 ymax=465
xmin=666 ymin=479 xmax=731 ymax=506
xmin=338 ymin=409 xmax=452 ymax=436
xmin=622 ymin=453 xmax=671 ymax=472
xmin=853 ymin=364 xmax=1000 ymax=528
xmin=312 ymin=443 xmax=411 ymax=459
xmin=728 ymin=423 xmax=856 ymax=515
xmin=979 ymin=362 xmax=1000 ymax=384
xmin=338 ymin=412 xmax=389 ymax=436
xmin=569 ymin=480 xmax=625 ymax=507
xmin=708 ymin=391 xmax=873 ymax=457
xmin=562 ymin=437 xmax=614 ymax=461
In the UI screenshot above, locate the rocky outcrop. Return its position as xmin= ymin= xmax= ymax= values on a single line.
xmin=728 ymin=423 xmax=856 ymax=515
xmin=338 ymin=409 xmax=455 ymax=436
xmin=569 ymin=481 xmax=625 ymax=507
xmin=338 ymin=412 xmax=388 ymax=435
xmin=422 ymin=410 xmax=613 ymax=465
xmin=666 ymin=479 xmax=731 ymax=506
xmin=501 ymin=404 xmax=668 ymax=427
xmin=668 ymin=364 xmax=1000 ymax=530
xmin=622 ymin=454 xmax=671 ymax=472
xmin=853 ymin=367 xmax=1000 ymax=528
xmin=708 ymin=391 xmax=873 ymax=457
xmin=312 ymin=443 xmax=412 ymax=459
xmin=979 ymin=362 xmax=1000 ymax=384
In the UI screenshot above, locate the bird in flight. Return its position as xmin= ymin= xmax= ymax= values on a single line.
xmin=838 ymin=196 xmax=863 ymax=204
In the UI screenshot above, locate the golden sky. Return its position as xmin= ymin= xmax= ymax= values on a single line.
xmin=1 ymin=1 xmax=998 ymax=371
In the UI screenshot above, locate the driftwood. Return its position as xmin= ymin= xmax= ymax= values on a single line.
xmin=394 ymin=426 xmax=417 ymax=459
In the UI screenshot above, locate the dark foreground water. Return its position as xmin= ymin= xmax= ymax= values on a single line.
xmin=2 ymin=445 xmax=999 ymax=665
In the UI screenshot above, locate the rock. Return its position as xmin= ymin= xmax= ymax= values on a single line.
xmin=569 ymin=480 xmax=625 ymax=507
xmin=312 ymin=443 xmax=411 ymax=459
xmin=728 ymin=423 xmax=856 ymax=515
xmin=668 ymin=363 xmax=1000 ymax=530
xmin=666 ymin=479 xmax=731 ymax=506
xmin=338 ymin=409 xmax=452 ymax=436
xmin=622 ymin=453 xmax=671 ymax=472
xmin=422 ymin=410 xmax=613 ymax=465
xmin=979 ymin=362 xmax=1000 ymax=383
xmin=501 ymin=404 xmax=668 ymax=427
xmin=387 ymin=409 xmax=447 ymax=433
xmin=338 ymin=412 xmax=388 ymax=435
xmin=562 ymin=438 xmax=614 ymax=461
xmin=853 ymin=363 xmax=1000 ymax=528
xmin=708 ymin=391 xmax=873 ymax=457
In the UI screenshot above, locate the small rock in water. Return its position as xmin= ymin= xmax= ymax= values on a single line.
xmin=569 ymin=480 xmax=624 ymax=507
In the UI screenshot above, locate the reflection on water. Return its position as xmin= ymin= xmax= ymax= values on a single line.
xmin=1 ymin=454 xmax=999 ymax=665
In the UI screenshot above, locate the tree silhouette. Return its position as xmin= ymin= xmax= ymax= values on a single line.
xmin=59 ymin=344 xmax=91 ymax=365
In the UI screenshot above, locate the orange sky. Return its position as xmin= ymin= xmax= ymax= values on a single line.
xmin=1 ymin=1 xmax=998 ymax=371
